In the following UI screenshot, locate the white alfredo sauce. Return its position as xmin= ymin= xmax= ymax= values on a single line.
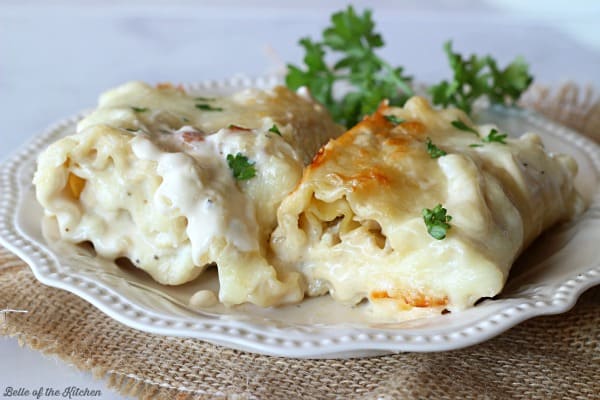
xmin=130 ymin=125 xmax=282 ymax=261
xmin=35 ymin=81 xmax=343 ymax=306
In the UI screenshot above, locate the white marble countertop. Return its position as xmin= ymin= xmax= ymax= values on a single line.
xmin=1 ymin=1 xmax=598 ymax=398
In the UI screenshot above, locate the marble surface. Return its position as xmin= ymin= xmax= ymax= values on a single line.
xmin=1 ymin=1 xmax=598 ymax=398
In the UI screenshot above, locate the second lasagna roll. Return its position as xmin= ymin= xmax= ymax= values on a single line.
xmin=34 ymin=81 xmax=342 ymax=307
xmin=271 ymin=97 xmax=582 ymax=314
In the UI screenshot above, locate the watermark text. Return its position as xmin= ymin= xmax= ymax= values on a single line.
xmin=3 ymin=386 xmax=101 ymax=399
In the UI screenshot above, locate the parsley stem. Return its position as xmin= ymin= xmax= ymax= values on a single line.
xmin=380 ymin=59 xmax=414 ymax=96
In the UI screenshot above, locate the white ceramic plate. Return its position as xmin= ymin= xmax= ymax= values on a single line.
xmin=1 ymin=76 xmax=599 ymax=358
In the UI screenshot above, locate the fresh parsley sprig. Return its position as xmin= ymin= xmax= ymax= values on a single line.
xmin=384 ymin=115 xmax=405 ymax=125
xmin=451 ymin=120 xmax=479 ymax=136
xmin=422 ymin=204 xmax=452 ymax=240
xmin=429 ymin=41 xmax=533 ymax=115
xmin=196 ymin=103 xmax=223 ymax=111
xmin=483 ymin=128 xmax=508 ymax=144
xmin=425 ymin=138 xmax=447 ymax=159
xmin=269 ymin=124 xmax=282 ymax=136
xmin=286 ymin=6 xmax=413 ymax=127
xmin=226 ymin=153 xmax=256 ymax=181
xmin=469 ymin=128 xmax=509 ymax=147
xmin=287 ymin=7 xmax=533 ymax=127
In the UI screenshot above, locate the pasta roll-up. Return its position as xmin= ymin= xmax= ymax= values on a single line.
xmin=271 ymin=97 xmax=582 ymax=314
xmin=34 ymin=81 xmax=342 ymax=307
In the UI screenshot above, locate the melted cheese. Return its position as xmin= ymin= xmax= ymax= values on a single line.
xmin=271 ymin=97 xmax=583 ymax=315
xmin=33 ymin=81 xmax=342 ymax=307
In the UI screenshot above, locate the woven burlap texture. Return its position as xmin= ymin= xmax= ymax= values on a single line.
xmin=1 ymin=83 xmax=599 ymax=400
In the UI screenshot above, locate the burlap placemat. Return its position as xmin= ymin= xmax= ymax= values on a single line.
xmin=1 ymin=84 xmax=599 ymax=400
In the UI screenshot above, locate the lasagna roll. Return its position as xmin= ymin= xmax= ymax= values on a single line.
xmin=271 ymin=97 xmax=582 ymax=314
xmin=34 ymin=81 xmax=342 ymax=307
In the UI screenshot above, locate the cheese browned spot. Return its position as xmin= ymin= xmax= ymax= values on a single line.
xmin=370 ymin=290 xmax=448 ymax=308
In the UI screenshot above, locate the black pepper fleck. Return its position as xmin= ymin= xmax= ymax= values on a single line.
xmin=523 ymin=163 xmax=528 ymax=167
xmin=541 ymin=170 xmax=545 ymax=174
xmin=153 ymin=255 xmax=159 ymax=260
xmin=135 ymin=259 xmax=140 ymax=264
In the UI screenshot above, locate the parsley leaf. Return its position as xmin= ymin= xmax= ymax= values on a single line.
xmin=385 ymin=115 xmax=405 ymax=125
xmin=269 ymin=124 xmax=282 ymax=136
xmin=194 ymin=96 xmax=216 ymax=101
xmin=451 ymin=120 xmax=479 ymax=136
xmin=429 ymin=41 xmax=533 ymax=115
xmin=469 ymin=143 xmax=483 ymax=148
xmin=486 ymin=56 xmax=533 ymax=105
xmin=483 ymin=128 xmax=508 ymax=144
xmin=426 ymin=138 xmax=447 ymax=158
xmin=286 ymin=6 xmax=413 ymax=127
xmin=196 ymin=104 xmax=223 ymax=111
xmin=422 ymin=204 xmax=452 ymax=240
xmin=131 ymin=106 xmax=149 ymax=113
xmin=226 ymin=153 xmax=256 ymax=181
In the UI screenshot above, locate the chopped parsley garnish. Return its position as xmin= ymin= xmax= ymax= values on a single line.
xmin=451 ymin=120 xmax=479 ymax=136
xmin=181 ymin=116 xmax=190 ymax=123
xmin=285 ymin=6 xmax=413 ymax=127
xmin=194 ymin=96 xmax=216 ymax=101
xmin=195 ymin=103 xmax=223 ymax=111
xmin=467 ymin=128 xmax=508 ymax=147
xmin=125 ymin=128 xmax=138 ymax=132
xmin=384 ymin=115 xmax=405 ymax=125
xmin=425 ymin=138 xmax=447 ymax=158
xmin=226 ymin=153 xmax=256 ymax=181
xmin=483 ymin=128 xmax=508 ymax=144
xmin=429 ymin=41 xmax=533 ymax=115
xmin=422 ymin=204 xmax=452 ymax=240
xmin=131 ymin=106 xmax=149 ymax=113
xmin=268 ymin=124 xmax=282 ymax=136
